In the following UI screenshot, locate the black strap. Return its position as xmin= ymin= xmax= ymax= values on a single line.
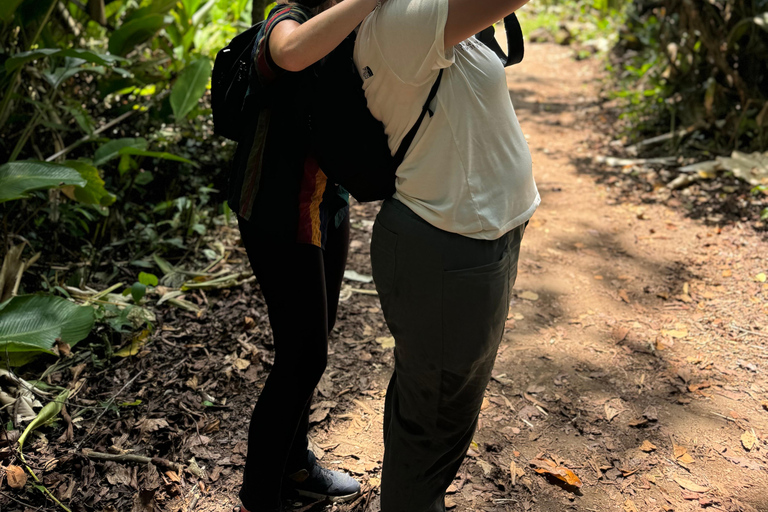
xmin=393 ymin=68 xmax=444 ymax=165
xmin=475 ymin=13 xmax=525 ymax=67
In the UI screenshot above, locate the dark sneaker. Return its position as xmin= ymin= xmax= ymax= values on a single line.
xmin=285 ymin=451 xmax=361 ymax=502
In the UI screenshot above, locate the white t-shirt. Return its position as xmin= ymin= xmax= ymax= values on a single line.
xmin=353 ymin=0 xmax=540 ymax=240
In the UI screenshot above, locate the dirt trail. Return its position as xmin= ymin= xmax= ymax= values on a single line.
xmin=261 ymin=43 xmax=768 ymax=512
xmin=6 ymin=43 xmax=765 ymax=512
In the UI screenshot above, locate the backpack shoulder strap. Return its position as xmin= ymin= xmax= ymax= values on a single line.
xmin=475 ymin=12 xmax=525 ymax=67
xmin=393 ymin=68 xmax=444 ymax=165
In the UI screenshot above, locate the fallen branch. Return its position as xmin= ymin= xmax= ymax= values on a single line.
xmin=624 ymin=125 xmax=699 ymax=155
xmin=81 ymin=449 xmax=182 ymax=471
xmin=595 ymin=155 xmax=679 ymax=167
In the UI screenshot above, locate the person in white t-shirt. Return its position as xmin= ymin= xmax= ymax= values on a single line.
xmin=354 ymin=0 xmax=539 ymax=510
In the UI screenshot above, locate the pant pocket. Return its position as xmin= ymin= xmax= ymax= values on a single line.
xmin=441 ymin=252 xmax=510 ymax=375
xmin=371 ymin=219 xmax=398 ymax=298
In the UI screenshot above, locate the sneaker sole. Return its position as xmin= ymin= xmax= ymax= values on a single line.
xmin=295 ymin=489 xmax=361 ymax=503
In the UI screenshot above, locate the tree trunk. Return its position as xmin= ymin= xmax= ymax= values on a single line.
xmin=88 ymin=0 xmax=106 ymax=26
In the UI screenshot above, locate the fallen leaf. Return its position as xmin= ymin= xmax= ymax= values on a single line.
xmin=612 ymin=326 xmax=630 ymax=343
xmin=722 ymin=269 xmax=732 ymax=277
xmin=115 ymin=329 xmax=152 ymax=357
xmin=530 ymin=458 xmax=582 ymax=488
xmin=233 ymin=358 xmax=251 ymax=371
xmin=594 ymin=275 xmax=604 ymax=280
xmin=344 ymin=270 xmax=373 ymax=283
xmin=674 ymin=477 xmax=709 ymax=493
xmin=688 ymin=381 xmax=711 ymax=393
xmin=741 ymin=431 xmax=757 ymax=451
xmin=6 ymin=465 xmax=27 ymax=489
xmin=477 ymin=460 xmax=494 ymax=477
xmin=755 ymin=273 xmax=767 ymax=283
xmin=519 ymin=291 xmax=539 ymax=301
xmin=623 ymin=499 xmax=638 ymax=512
xmin=618 ymin=289 xmax=630 ymax=303
xmin=376 ymin=336 xmax=395 ymax=349
xmin=445 ymin=497 xmax=457 ymax=509
xmin=605 ymin=403 xmax=620 ymax=422
xmin=639 ymin=440 xmax=657 ymax=452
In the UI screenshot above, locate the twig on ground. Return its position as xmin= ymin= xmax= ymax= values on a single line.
xmin=81 ymin=449 xmax=182 ymax=471
xmin=730 ymin=324 xmax=768 ymax=339
xmin=75 ymin=370 xmax=143 ymax=450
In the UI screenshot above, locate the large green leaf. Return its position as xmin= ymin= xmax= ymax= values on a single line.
xmin=108 ymin=14 xmax=172 ymax=56
xmin=0 ymin=295 xmax=94 ymax=367
xmin=0 ymin=0 xmax=25 ymax=23
xmin=0 ymin=161 xmax=86 ymax=204
xmin=93 ymin=137 xmax=148 ymax=166
xmin=170 ymin=58 xmax=211 ymax=120
xmin=4 ymin=48 xmax=127 ymax=73
xmin=62 ymin=160 xmax=116 ymax=206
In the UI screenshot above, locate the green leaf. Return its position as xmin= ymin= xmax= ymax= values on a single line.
xmin=170 ymin=58 xmax=211 ymax=120
xmin=138 ymin=272 xmax=158 ymax=287
xmin=761 ymin=208 xmax=768 ymax=221
xmin=4 ymin=48 xmax=128 ymax=73
xmin=0 ymin=0 xmax=25 ymax=23
xmin=117 ymin=146 xmax=196 ymax=166
xmin=109 ymin=14 xmax=172 ymax=57
xmin=18 ymin=389 xmax=69 ymax=456
xmin=0 ymin=295 xmax=94 ymax=367
xmin=123 ymin=0 xmax=177 ymax=25
xmin=131 ymin=282 xmax=147 ymax=303
xmin=0 ymin=161 xmax=86 ymax=204
xmin=93 ymin=138 xmax=148 ymax=166
xmin=62 ymin=160 xmax=116 ymax=206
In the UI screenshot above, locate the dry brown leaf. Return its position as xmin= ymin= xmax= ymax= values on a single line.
xmin=741 ymin=431 xmax=757 ymax=451
xmin=6 ymin=465 xmax=27 ymax=489
xmin=623 ymin=499 xmax=638 ymax=512
xmin=605 ymin=403 xmax=620 ymax=422
xmin=674 ymin=477 xmax=709 ymax=493
xmin=678 ymin=453 xmax=695 ymax=464
xmin=519 ymin=290 xmax=539 ymax=301
xmin=688 ymin=381 xmax=711 ymax=392
xmin=530 ymin=458 xmax=582 ymax=488
xmin=618 ymin=289 xmax=631 ymax=303
xmin=639 ymin=440 xmax=657 ymax=452
xmin=673 ymin=444 xmax=688 ymax=459
xmin=612 ymin=326 xmax=630 ymax=343
xmin=663 ymin=329 xmax=689 ymax=339
xmin=445 ymin=497 xmax=457 ymax=509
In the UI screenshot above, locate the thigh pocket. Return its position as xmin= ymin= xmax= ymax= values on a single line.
xmin=371 ymin=220 xmax=398 ymax=298
xmin=441 ymin=252 xmax=510 ymax=374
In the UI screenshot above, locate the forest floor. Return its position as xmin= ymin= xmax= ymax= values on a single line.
xmin=2 ymin=43 xmax=768 ymax=512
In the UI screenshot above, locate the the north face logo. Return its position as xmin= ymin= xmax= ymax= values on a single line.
xmin=362 ymin=66 xmax=374 ymax=79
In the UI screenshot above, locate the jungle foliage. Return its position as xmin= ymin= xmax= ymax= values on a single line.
xmin=611 ymin=0 xmax=768 ymax=152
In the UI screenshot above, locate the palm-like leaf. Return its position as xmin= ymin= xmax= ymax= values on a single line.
xmin=0 ymin=295 xmax=94 ymax=367
xmin=0 ymin=161 xmax=86 ymax=204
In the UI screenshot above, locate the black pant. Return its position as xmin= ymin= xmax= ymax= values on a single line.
xmin=371 ymin=199 xmax=525 ymax=512
xmin=237 ymin=215 xmax=350 ymax=512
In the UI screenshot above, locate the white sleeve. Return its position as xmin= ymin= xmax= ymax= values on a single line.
xmin=370 ymin=0 xmax=454 ymax=85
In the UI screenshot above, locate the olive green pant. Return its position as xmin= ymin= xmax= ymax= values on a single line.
xmin=372 ymin=198 xmax=525 ymax=512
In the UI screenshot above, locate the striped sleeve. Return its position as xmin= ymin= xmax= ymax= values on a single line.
xmin=253 ymin=5 xmax=312 ymax=85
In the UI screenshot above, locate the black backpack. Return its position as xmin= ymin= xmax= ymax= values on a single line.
xmin=211 ymin=21 xmax=265 ymax=142
xmin=211 ymin=13 xmax=524 ymax=202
